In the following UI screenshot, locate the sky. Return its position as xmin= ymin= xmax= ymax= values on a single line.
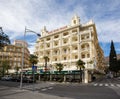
xmin=0 ymin=0 xmax=120 ymax=57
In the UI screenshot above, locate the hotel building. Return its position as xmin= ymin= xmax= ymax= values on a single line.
xmin=35 ymin=15 xmax=104 ymax=82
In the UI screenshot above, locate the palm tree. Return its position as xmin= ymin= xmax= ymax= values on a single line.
xmin=55 ymin=63 xmax=64 ymax=73
xmin=55 ymin=63 xmax=64 ymax=82
xmin=43 ymin=56 xmax=49 ymax=81
xmin=76 ymin=59 xmax=85 ymax=82
xmin=29 ymin=54 xmax=38 ymax=82
xmin=29 ymin=54 xmax=38 ymax=66
xmin=43 ymin=56 xmax=49 ymax=72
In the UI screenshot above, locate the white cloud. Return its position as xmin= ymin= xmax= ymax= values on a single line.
xmin=0 ymin=0 xmax=120 ymax=55
xmin=96 ymin=19 xmax=120 ymax=42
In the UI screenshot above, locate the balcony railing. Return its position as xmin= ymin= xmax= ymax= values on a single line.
xmin=53 ymin=53 xmax=59 ymax=56
xmin=71 ymin=50 xmax=78 ymax=53
xmin=81 ymin=48 xmax=90 ymax=52
xmin=62 ymin=35 xmax=69 ymax=38
xmin=62 ymin=42 xmax=69 ymax=46
xmin=86 ymin=64 xmax=94 ymax=69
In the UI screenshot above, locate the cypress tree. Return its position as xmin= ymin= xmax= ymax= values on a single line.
xmin=109 ymin=40 xmax=118 ymax=74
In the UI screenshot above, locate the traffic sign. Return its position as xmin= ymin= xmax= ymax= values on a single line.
xmin=32 ymin=66 xmax=37 ymax=72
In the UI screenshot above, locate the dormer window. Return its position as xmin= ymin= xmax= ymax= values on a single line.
xmin=71 ymin=15 xmax=80 ymax=26
xmin=74 ymin=20 xmax=76 ymax=24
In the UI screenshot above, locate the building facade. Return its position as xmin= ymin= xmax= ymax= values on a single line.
xmin=35 ymin=15 xmax=104 ymax=82
xmin=0 ymin=40 xmax=30 ymax=73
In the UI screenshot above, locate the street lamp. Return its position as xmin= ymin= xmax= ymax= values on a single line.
xmin=20 ymin=27 xmax=41 ymax=89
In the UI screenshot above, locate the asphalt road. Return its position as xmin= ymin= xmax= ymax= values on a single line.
xmin=38 ymin=80 xmax=120 ymax=99
xmin=0 ymin=78 xmax=120 ymax=99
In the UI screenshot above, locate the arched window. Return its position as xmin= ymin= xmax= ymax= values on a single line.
xmin=81 ymin=54 xmax=85 ymax=58
xmin=81 ymin=43 xmax=89 ymax=50
xmin=87 ymin=53 xmax=90 ymax=58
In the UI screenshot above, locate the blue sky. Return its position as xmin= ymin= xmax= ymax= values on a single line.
xmin=0 ymin=0 xmax=120 ymax=56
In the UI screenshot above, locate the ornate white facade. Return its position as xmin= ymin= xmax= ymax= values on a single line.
xmin=35 ymin=15 xmax=104 ymax=73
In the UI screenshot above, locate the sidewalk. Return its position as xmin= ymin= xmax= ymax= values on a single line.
xmin=1 ymin=87 xmax=74 ymax=99
xmin=22 ymin=81 xmax=55 ymax=90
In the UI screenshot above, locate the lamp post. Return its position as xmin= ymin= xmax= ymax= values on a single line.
xmin=20 ymin=27 xmax=40 ymax=89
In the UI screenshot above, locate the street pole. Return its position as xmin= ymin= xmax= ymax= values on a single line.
xmin=20 ymin=26 xmax=40 ymax=90
xmin=20 ymin=27 xmax=26 ymax=89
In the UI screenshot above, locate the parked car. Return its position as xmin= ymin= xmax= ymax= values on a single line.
xmin=11 ymin=76 xmax=20 ymax=82
xmin=1 ymin=75 xmax=12 ymax=81
xmin=1 ymin=76 xmax=6 ymax=80
xmin=23 ymin=76 xmax=36 ymax=83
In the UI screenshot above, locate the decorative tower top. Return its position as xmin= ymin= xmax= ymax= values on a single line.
xmin=41 ymin=26 xmax=47 ymax=36
xmin=71 ymin=14 xmax=80 ymax=26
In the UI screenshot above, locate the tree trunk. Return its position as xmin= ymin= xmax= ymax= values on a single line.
xmin=80 ymin=67 xmax=82 ymax=83
xmin=45 ymin=60 xmax=47 ymax=72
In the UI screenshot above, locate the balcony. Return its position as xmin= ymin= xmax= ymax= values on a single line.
xmin=72 ymin=32 xmax=78 ymax=35
xmin=45 ymin=43 xmax=51 ymax=49
xmin=62 ymin=32 xmax=69 ymax=38
xmin=53 ymin=53 xmax=59 ymax=56
xmin=62 ymin=35 xmax=69 ymax=38
xmin=53 ymin=40 xmax=59 ymax=48
xmin=71 ymin=37 xmax=78 ymax=44
xmin=81 ymin=48 xmax=90 ymax=52
xmin=46 ymin=37 xmax=51 ymax=42
xmin=71 ymin=50 xmax=78 ymax=53
xmin=54 ymin=35 xmax=59 ymax=40
xmin=61 ymin=60 xmax=68 ymax=63
xmin=71 ymin=59 xmax=78 ymax=62
xmin=62 ymin=42 xmax=69 ymax=46
xmin=72 ymin=29 xmax=78 ymax=34
xmin=46 ymin=40 xmax=51 ymax=43
xmin=52 ymin=61 xmax=59 ymax=64
xmin=62 ymin=39 xmax=69 ymax=46
xmin=86 ymin=64 xmax=94 ymax=69
xmin=81 ymin=33 xmax=91 ymax=42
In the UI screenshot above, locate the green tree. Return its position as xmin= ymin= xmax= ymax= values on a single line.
xmin=109 ymin=40 xmax=118 ymax=76
xmin=55 ymin=63 xmax=64 ymax=73
xmin=76 ymin=59 xmax=85 ymax=70
xmin=0 ymin=27 xmax=11 ymax=49
xmin=76 ymin=59 xmax=85 ymax=82
xmin=29 ymin=54 xmax=38 ymax=82
xmin=43 ymin=56 xmax=49 ymax=71
xmin=1 ymin=60 xmax=10 ymax=76
xmin=104 ymin=66 xmax=109 ymax=74
xmin=15 ymin=66 xmax=20 ymax=75
xmin=117 ymin=59 xmax=120 ymax=72
xmin=29 ymin=54 xmax=38 ymax=66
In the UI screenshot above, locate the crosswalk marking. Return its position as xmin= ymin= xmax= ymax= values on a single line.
xmin=110 ymin=84 xmax=114 ymax=87
xmin=93 ymin=83 xmax=120 ymax=87
xmin=99 ymin=84 xmax=103 ymax=86
xmin=41 ymin=88 xmax=47 ymax=91
xmin=41 ymin=87 xmax=53 ymax=91
xmin=48 ymin=87 xmax=53 ymax=89
xmin=94 ymin=83 xmax=98 ymax=86
xmin=116 ymin=84 xmax=120 ymax=87
xmin=105 ymin=84 xmax=108 ymax=86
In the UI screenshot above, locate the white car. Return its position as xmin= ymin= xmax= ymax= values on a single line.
xmin=1 ymin=75 xmax=12 ymax=81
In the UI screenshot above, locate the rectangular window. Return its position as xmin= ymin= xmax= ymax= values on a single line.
xmin=64 ymin=57 xmax=66 ymax=60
